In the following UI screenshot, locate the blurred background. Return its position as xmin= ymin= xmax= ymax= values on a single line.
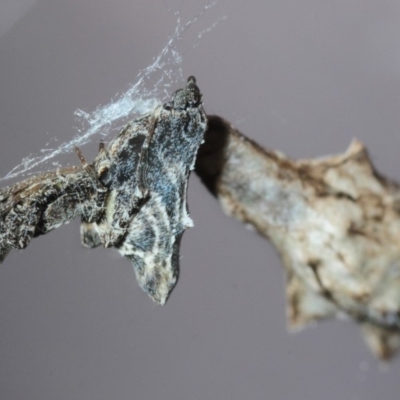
xmin=0 ymin=1 xmax=400 ymax=399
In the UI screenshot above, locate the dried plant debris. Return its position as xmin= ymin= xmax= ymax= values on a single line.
xmin=0 ymin=166 xmax=106 ymax=263
xmin=3 ymin=81 xmax=399 ymax=360
xmin=0 ymin=77 xmax=207 ymax=305
xmin=196 ymin=115 xmax=400 ymax=359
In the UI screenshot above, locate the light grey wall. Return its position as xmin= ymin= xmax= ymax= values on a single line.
xmin=0 ymin=1 xmax=400 ymax=399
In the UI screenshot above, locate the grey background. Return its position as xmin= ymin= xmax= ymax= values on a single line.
xmin=0 ymin=1 xmax=400 ymax=399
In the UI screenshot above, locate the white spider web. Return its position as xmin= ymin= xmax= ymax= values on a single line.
xmin=1 ymin=1 xmax=225 ymax=182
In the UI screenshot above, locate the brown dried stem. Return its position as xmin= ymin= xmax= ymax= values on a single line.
xmin=195 ymin=115 xmax=400 ymax=360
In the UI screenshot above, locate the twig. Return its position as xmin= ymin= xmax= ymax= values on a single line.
xmin=196 ymin=115 xmax=400 ymax=360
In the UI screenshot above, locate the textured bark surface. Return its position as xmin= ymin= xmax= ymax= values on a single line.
xmin=196 ymin=115 xmax=400 ymax=360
